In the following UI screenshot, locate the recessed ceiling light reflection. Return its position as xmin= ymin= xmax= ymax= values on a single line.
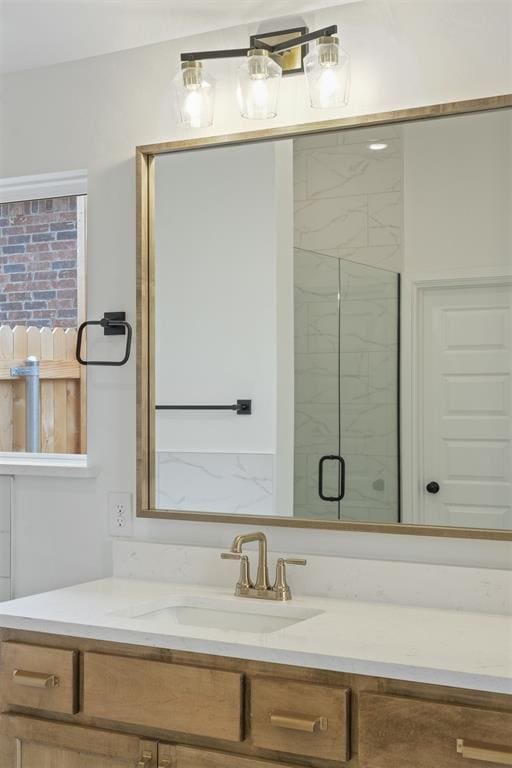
xmin=368 ymin=142 xmax=388 ymax=151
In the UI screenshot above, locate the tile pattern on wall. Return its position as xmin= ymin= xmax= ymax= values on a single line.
xmin=294 ymin=126 xmax=403 ymax=272
xmin=293 ymin=127 xmax=401 ymax=524
xmin=156 ymin=451 xmax=274 ymax=516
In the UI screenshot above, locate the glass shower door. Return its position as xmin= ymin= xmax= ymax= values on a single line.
xmin=338 ymin=258 xmax=399 ymax=523
xmin=293 ymin=248 xmax=343 ymax=520
xmin=293 ymin=247 xmax=399 ymax=522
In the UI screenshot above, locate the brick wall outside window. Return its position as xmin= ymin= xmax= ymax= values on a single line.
xmin=0 ymin=195 xmax=78 ymax=328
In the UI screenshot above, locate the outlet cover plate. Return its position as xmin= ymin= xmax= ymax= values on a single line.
xmin=108 ymin=492 xmax=133 ymax=537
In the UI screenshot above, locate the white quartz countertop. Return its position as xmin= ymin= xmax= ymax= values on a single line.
xmin=0 ymin=577 xmax=510 ymax=694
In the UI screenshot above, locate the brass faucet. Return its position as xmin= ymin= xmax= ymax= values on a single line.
xmin=221 ymin=532 xmax=306 ymax=601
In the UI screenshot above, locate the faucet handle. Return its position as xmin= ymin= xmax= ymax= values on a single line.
xmin=221 ymin=552 xmax=253 ymax=592
xmin=273 ymin=557 xmax=307 ymax=601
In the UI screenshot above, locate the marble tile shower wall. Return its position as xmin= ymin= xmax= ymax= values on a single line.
xmin=293 ymin=128 xmax=402 ymax=523
xmin=294 ymin=126 xmax=403 ymax=273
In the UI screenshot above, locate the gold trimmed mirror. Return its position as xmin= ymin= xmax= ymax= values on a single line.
xmin=137 ymin=94 xmax=512 ymax=540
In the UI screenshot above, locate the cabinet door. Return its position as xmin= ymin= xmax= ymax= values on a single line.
xmin=158 ymin=743 xmax=306 ymax=768
xmin=0 ymin=714 xmax=158 ymax=768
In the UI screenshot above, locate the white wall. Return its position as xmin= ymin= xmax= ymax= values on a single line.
xmin=0 ymin=1 xmax=511 ymax=597
xmin=153 ymin=141 xmax=294 ymax=515
xmin=0 ymin=479 xmax=11 ymax=599
xmin=275 ymin=142 xmax=295 ymax=518
xmin=403 ymin=110 xmax=512 ymax=278
xmin=154 ymin=143 xmax=283 ymax=454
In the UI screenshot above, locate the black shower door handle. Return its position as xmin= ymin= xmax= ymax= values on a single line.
xmin=318 ymin=455 xmax=346 ymax=502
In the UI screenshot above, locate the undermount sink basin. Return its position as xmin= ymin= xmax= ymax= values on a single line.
xmin=113 ymin=596 xmax=323 ymax=634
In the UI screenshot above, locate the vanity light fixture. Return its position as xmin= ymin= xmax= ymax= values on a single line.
xmin=304 ymin=36 xmax=350 ymax=109
xmin=174 ymin=24 xmax=350 ymax=126
xmin=237 ymin=49 xmax=283 ymax=119
xmin=173 ymin=61 xmax=216 ymax=128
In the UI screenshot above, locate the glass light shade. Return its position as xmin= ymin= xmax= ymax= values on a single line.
xmin=304 ymin=37 xmax=350 ymax=109
xmin=173 ymin=61 xmax=216 ymax=128
xmin=237 ymin=50 xmax=282 ymax=119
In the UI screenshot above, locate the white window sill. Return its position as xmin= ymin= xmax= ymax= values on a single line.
xmin=0 ymin=453 xmax=98 ymax=478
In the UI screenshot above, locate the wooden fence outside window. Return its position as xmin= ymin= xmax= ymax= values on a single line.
xmin=0 ymin=325 xmax=86 ymax=454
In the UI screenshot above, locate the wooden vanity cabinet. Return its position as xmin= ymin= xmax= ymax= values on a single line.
xmin=0 ymin=642 xmax=78 ymax=715
xmin=158 ymin=744 xmax=310 ymax=768
xmin=359 ymin=693 xmax=512 ymax=768
xmin=250 ymin=677 xmax=350 ymax=762
xmin=82 ymin=651 xmax=244 ymax=742
xmin=0 ymin=714 xmax=158 ymax=768
xmin=0 ymin=630 xmax=511 ymax=768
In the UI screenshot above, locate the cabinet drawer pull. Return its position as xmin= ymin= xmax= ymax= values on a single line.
xmin=13 ymin=669 xmax=59 ymax=689
xmin=138 ymin=751 xmax=154 ymax=767
xmin=270 ymin=711 xmax=328 ymax=733
xmin=457 ymin=739 xmax=512 ymax=765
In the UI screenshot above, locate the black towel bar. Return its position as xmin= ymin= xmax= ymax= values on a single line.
xmin=156 ymin=399 xmax=252 ymax=415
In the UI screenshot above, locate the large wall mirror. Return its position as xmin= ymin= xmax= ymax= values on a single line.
xmin=137 ymin=95 xmax=512 ymax=539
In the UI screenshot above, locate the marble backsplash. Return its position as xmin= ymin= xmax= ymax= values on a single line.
xmin=156 ymin=451 xmax=274 ymax=515
xmin=113 ymin=540 xmax=512 ymax=616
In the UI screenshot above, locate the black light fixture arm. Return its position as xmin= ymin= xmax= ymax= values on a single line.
xmin=180 ymin=25 xmax=338 ymax=64
xmin=181 ymin=48 xmax=250 ymax=63
xmin=270 ymin=25 xmax=338 ymax=53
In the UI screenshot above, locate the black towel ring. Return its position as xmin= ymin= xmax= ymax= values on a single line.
xmin=76 ymin=312 xmax=132 ymax=367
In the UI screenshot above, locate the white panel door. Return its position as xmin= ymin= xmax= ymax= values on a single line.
xmin=421 ymin=283 xmax=512 ymax=529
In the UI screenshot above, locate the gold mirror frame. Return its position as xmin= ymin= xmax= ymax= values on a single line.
xmin=137 ymin=93 xmax=512 ymax=540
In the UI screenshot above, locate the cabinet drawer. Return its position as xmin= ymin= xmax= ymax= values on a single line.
xmin=359 ymin=693 xmax=512 ymax=768
xmin=250 ymin=677 xmax=350 ymax=762
xmin=160 ymin=744 xmax=308 ymax=768
xmin=83 ymin=652 xmax=243 ymax=742
xmin=0 ymin=642 xmax=78 ymax=715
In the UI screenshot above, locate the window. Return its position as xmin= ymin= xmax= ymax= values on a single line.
xmin=0 ymin=171 xmax=87 ymax=459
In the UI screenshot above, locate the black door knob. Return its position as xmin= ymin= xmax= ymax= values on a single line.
xmin=426 ymin=481 xmax=440 ymax=494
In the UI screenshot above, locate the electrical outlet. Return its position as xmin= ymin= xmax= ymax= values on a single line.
xmin=108 ymin=492 xmax=133 ymax=537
